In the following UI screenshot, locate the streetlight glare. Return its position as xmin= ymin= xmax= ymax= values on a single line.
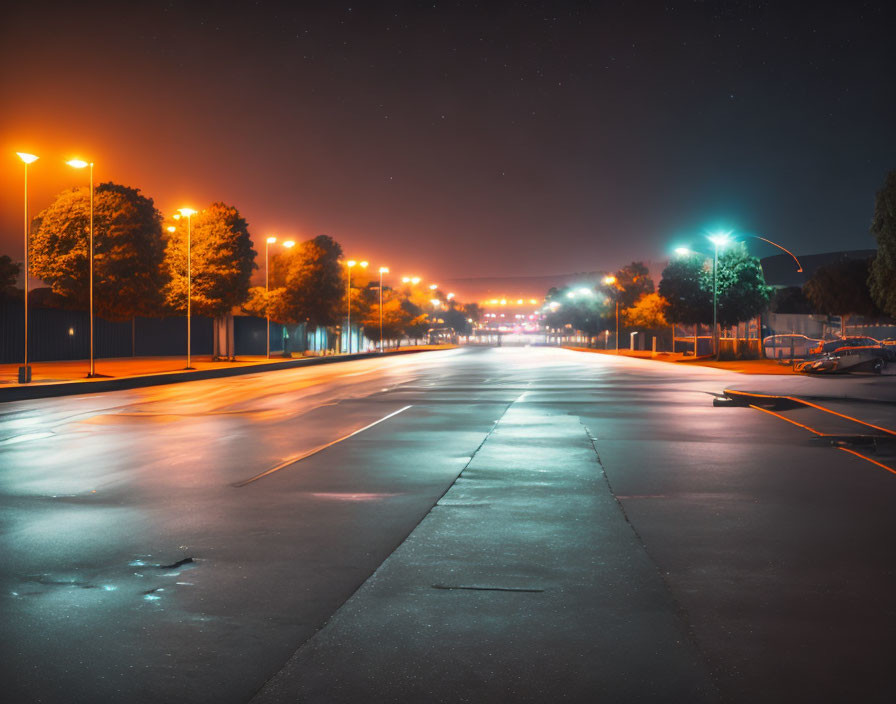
xmin=66 ymin=159 xmax=90 ymax=169
xmin=266 ymin=236 xmax=277 ymax=244
xmin=16 ymin=152 xmax=38 ymax=164
xmin=447 ymin=292 xmax=455 ymax=300
xmin=359 ymin=261 xmax=369 ymax=268
xmin=379 ymin=266 xmax=389 ymax=274
xmin=347 ymin=260 xmax=357 ymax=267
xmin=283 ymin=240 xmax=295 ymax=248
xmin=674 ymin=247 xmax=691 ymax=257
xmin=411 ymin=277 xmax=421 ymax=284
xmin=166 ymin=226 xmax=176 ymax=233
xmin=602 ymin=275 xmax=617 ymax=286
xmin=429 ymin=284 xmax=438 ymax=290
xmin=709 ymin=232 xmax=732 ymax=246
xmin=178 ymin=208 xmax=197 ymax=217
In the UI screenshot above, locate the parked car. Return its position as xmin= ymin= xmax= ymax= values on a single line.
xmin=795 ymin=337 xmax=890 ymax=374
xmin=762 ymin=334 xmax=823 ymax=359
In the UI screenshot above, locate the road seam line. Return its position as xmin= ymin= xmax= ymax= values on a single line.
xmin=233 ymin=405 xmax=413 ymax=487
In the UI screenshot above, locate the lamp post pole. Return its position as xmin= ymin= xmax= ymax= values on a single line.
xmin=379 ymin=266 xmax=389 ymax=352
xmin=187 ymin=213 xmax=192 ymax=368
xmin=346 ymin=261 xmax=353 ymax=354
xmin=88 ymin=162 xmax=94 ymax=376
xmin=66 ymin=159 xmax=96 ymax=376
xmin=266 ymin=236 xmax=276 ymax=359
xmin=602 ymin=275 xmax=620 ymax=354
xmin=712 ymin=241 xmax=719 ymax=359
xmin=615 ymin=299 xmax=619 ymax=353
xmin=178 ymin=208 xmax=197 ymax=369
xmin=16 ymin=153 xmax=38 ymax=383
xmin=344 ymin=260 xmax=368 ymax=354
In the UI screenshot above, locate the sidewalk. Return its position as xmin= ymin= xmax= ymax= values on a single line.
xmin=0 ymin=346 xmax=452 ymax=402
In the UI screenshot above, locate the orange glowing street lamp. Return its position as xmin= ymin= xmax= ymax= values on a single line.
xmin=345 ymin=260 xmax=368 ymax=354
xmin=378 ymin=266 xmax=389 ymax=352
xmin=264 ymin=237 xmax=294 ymax=358
xmin=178 ymin=208 xmax=198 ymax=369
xmin=15 ymin=152 xmax=38 ymax=383
xmin=66 ymin=159 xmax=97 ymax=377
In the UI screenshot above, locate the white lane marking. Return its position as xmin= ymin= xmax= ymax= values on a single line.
xmin=233 ymin=405 xmax=413 ymax=487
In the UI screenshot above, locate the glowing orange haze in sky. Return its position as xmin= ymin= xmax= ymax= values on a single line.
xmin=1 ymin=2 xmax=890 ymax=301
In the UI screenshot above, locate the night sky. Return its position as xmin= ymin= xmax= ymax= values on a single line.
xmin=2 ymin=1 xmax=894 ymax=296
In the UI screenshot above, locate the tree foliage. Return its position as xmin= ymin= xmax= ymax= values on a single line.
xmin=245 ymin=234 xmax=344 ymax=327
xmin=769 ymin=286 xmax=813 ymax=314
xmin=0 ymin=255 xmax=22 ymax=302
xmin=714 ymin=244 xmax=772 ymax=327
xmin=30 ymin=183 xmax=167 ymax=320
xmin=868 ymin=170 xmax=896 ymax=317
xmin=544 ymin=285 xmax=609 ymax=334
xmin=804 ymin=256 xmax=879 ymax=322
xmin=164 ymin=202 xmax=257 ymax=318
xmin=658 ymin=255 xmax=710 ymax=325
xmin=361 ymin=290 xmax=427 ymax=342
xmin=659 ymin=244 xmax=770 ymax=326
xmin=622 ymin=292 xmax=669 ymax=328
xmin=613 ymin=261 xmax=654 ymax=308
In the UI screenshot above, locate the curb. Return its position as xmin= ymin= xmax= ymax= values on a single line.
xmin=0 ymin=349 xmax=437 ymax=404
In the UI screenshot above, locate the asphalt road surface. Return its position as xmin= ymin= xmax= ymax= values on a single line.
xmin=2 ymin=347 xmax=895 ymax=703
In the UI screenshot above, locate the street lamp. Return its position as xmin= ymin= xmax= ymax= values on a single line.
xmin=345 ymin=260 xmax=368 ymax=354
xmin=67 ymin=159 xmax=97 ymax=377
xmin=264 ymin=237 xmax=295 ymax=358
xmin=378 ymin=266 xmax=389 ymax=352
xmin=708 ymin=232 xmax=731 ymax=359
xmin=603 ymin=275 xmax=620 ymax=353
xmin=178 ymin=208 xmax=197 ymax=369
xmin=16 ymin=152 xmax=38 ymax=383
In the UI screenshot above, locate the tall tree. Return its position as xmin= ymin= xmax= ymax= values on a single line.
xmin=361 ymin=290 xmax=427 ymax=343
xmin=769 ymin=286 xmax=813 ymax=314
xmin=0 ymin=255 xmax=23 ymax=302
xmin=804 ymin=256 xmax=879 ymax=331
xmin=714 ymin=244 xmax=772 ymax=327
xmin=245 ymin=234 xmax=344 ymax=327
xmin=659 ymin=245 xmax=770 ymax=327
xmin=30 ymin=183 xmax=167 ymax=320
xmin=868 ymin=170 xmax=896 ymax=317
xmin=164 ymin=202 xmax=257 ymax=318
xmin=544 ymin=285 xmax=609 ymax=334
xmin=613 ymin=261 xmax=654 ymax=308
xmin=658 ymin=255 xmax=710 ymax=326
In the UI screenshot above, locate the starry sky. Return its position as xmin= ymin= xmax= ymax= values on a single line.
xmin=1 ymin=0 xmax=894 ymax=295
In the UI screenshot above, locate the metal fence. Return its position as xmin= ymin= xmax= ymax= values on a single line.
xmin=0 ymin=303 xmax=355 ymax=363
